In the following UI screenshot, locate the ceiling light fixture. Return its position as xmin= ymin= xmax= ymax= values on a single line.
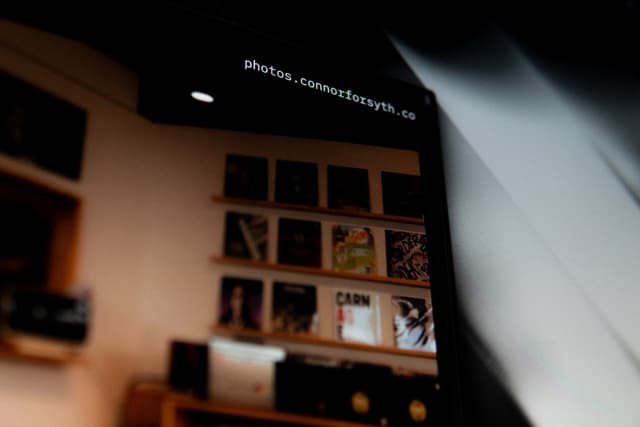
xmin=191 ymin=91 xmax=214 ymax=103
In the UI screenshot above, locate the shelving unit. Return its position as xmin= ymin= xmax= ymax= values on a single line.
xmin=0 ymin=154 xmax=84 ymax=366
xmin=211 ymin=256 xmax=430 ymax=289
xmin=213 ymin=195 xmax=424 ymax=225
xmin=212 ymin=180 xmax=436 ymax=365
xmin=0 ymin=162 xmax=82 ymax=292
xmin=211 ymin=325 xmax=437 ymax=359
xmin=161 ymin=393 xmax=378 ymax=427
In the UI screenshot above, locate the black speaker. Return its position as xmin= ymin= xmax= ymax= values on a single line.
xmin=0 ymin=289 xmax=89 ymax=343
xmin=333 ymin=363 xmax=392 ymax=425
xmin=276 ymin=357 xmax=392 ymax=425
xmin=275 ymin=357 xmax=337 ymax=417
xmin=388 ymin=370 xmax=438 ymax=426
xmin=168 ymin=340 xmax=209 ymax=399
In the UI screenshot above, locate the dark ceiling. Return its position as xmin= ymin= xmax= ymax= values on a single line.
xmin=1 ymin=1 xmax=639 ymax=83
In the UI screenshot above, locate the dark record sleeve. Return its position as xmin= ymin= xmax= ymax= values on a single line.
xmin=381 ymin=171 xmax=425 ymax=218
xmin=224 ymin=154 xmax=268 ymax=200
xmin=223 ymin=212 xmax=268 ymax=261
xmin=277 ymin=218 xmax=321 ymax=267
xmin=275 ymin=159 xmax=319 ymax=206
xmin=272 ymin=282 xmax=318 ymax=334
xmin=327 ymin=165 xmax=370 ymax=211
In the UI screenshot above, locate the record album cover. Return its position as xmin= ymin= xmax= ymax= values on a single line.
xmin=385 ymin=230 xmax=430 ymax=282
xmin=391 ymin=295 xmax=436 ymax=352
xmin=224 ymin=154 xmax=268 ymax=200
xmin=275 ymin=160 xmax=318 ymax=206
xmin=277 ymin=218 xmax=321 ymax=267
xmin=327 ymin=165 xmax=370 ymax=211
xmin=381 ymin=172 xmax=424 ymax=218
xmin=223 ymin=212 xmax=268 ymax=261
xmin=218 ymin=277 xmax=263 ymax=330
xmin=332 ymin=225 xmax=376 ymax=274
xmin=272 ymin=282 xmax=318 ymax=335
xmin=334 ymin=289 xmax=382 ymax=345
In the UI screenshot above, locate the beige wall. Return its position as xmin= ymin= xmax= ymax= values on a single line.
xmin=0 ymin=20 xmax=432 ymax=427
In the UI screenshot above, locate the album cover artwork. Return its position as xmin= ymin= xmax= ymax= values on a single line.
xmin=275 ymin=160 xmax=318 ymax=206
xmin=272 ymin=282 xmax=318 ymax=335
xmin=334 ymin=289 xmax=382 ymax=345
xmin=218 ymin=277 xmax=263 ymax=330
xmin=223 ymin=212 xmax=268 ymax=261
xmin=331 ymin=225 xmax=376 ymax=274
xmin=385 ymin=230 xmax=430 ymax=281
xmin=327 ymin=165 xmax=370 ymax=211
xmin=391 ymin=295 xmax=436 ymax=352
xmin=277 ymin=218 xmax=321 ymax=267
xmin=224 ymin=154 xmax=268 ymax=200
xmin=381 ymin=172 xmax=424 ymax=219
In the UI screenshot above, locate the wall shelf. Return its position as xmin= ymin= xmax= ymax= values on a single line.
xmin=213 ymin=195 xmax=424 ymax=225
xmin=162 ymin=393 xmax=384 ymax=427
xmin=211 ymin=256 xmax=430 ymax=289
xmin=0 ymin=162 xmax=82 ymax=292
xmin=211 ymin=325 xmax=437 ymax=360
xmin=0 ymin=343 xmax=81 ymax=366
xmin=0 ymin=152 xmax=83 ymax=201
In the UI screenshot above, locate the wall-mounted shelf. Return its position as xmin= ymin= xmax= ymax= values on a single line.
xmin=0 ymin=343 xmax=81 ymax=366
xmin=0 ymin=152 xmax=83 ymax=201
xmin=211 ymin=325 xmax=437 ymax=360
xmin=162 ymin=393 xmax=383 ymax=427
xmin=0 ymin=164 xmax=82 ymax=292
xmin=211 ymin=256 xmax=430 ymax=289
xmin=213 ymin=195 xmax=424 ymax=225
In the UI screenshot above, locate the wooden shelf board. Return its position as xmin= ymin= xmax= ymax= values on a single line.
xmin=165 ymin=394 xmax=382 ymax=427
xmin=0 ymin=344 xmax=81 ymax=366
xmin=213 ymin=195 xmax=424 ymax=225
xmin=212 ymin=256 xmax=430 ymax=289
xmin=0 ymin=153 xmax=83 ymax=200
xmin=211 ymin=325 xmax=437 ymax=360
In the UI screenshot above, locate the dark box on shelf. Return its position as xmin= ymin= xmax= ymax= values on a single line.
xmin=168 ymin=340 xmax=209 ymax=399
xmin=0 ymin=289 xmax=89 ymax=343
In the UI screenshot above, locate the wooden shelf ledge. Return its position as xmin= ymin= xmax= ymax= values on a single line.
xmin=0 ymin=343 xmax=82 ymax=366
xmin=163 ymin=393 xmax=386 ymax=427
xmin=213 ymin=195 xmax=424 ymax=225
xmin=0 ymin=153 xmax=83 ymax=201
xmin=211 ymin=325 xmax=437 ymax=360
xmin=211 ymin=256 xmax=430 ymax=289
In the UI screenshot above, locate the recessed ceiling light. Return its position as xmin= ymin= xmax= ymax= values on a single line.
xmin=191 ymin=91 xmax=214 ymax=103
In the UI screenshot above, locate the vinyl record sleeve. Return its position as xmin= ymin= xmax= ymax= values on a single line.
xmin=223 ymin=212 xmax=268 ymax=261
xmin=334 ymin=289 xmax=382 ymax=345
xmin=272 ymin=282 xmax=318 ymax=334
xmin=332 ymin=225 xmax=376 ymax=274
xmin=224 ymin=154 xmax=268 ymax=200
xmin=218 ymin=277 xmax=263 ymax=330
xmin=277 ymin=218 xmax=321 ymax=267
xmin=385 ymin=230 xmax=430 ymax=282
